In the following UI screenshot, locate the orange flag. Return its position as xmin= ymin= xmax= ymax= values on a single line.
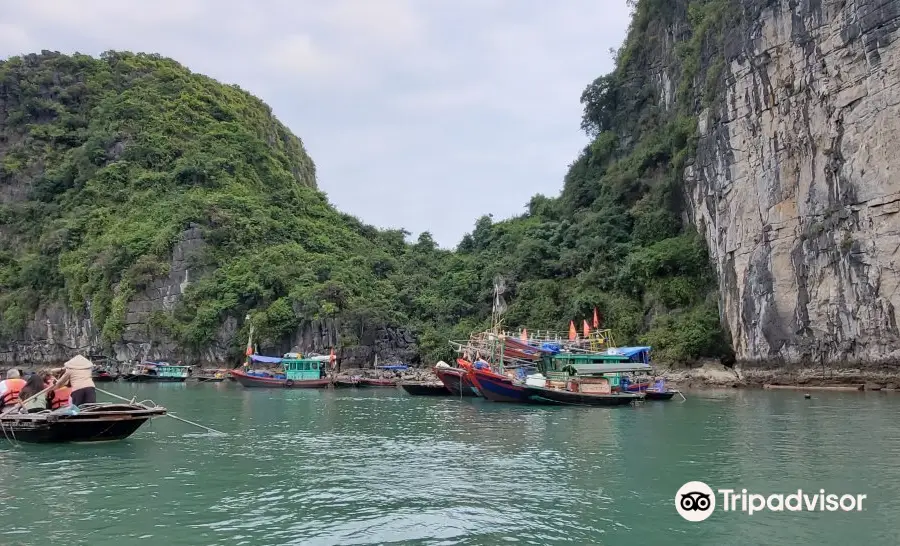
xmin=583 ymin=319 xmax=591 ymax=337
xmin=568 ymin=321 xmax=577 ymax=340
xmin=593 ymin=307 xmax=600 ymax=328
xmin=520 ymin=328 xmax=528 ymax=341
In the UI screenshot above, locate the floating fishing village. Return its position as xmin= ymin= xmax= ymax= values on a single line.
xmin=0 ymin=282 xmax=682 ymax=445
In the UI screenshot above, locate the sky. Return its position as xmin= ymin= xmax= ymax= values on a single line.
xmin=1 ymin=0 xmax=633 ymax=248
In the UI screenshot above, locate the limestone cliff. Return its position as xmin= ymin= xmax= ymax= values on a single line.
xmin=0 ymin=51 xmax=419 ymax=367
xmin=683 ymin=0 xmax=900 ymax=364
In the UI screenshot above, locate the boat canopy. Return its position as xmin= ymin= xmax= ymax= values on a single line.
xmin=607 ymin=346 xmax=652 ymax=364
xmin=250 ymin=354 xmax=286 ymax=364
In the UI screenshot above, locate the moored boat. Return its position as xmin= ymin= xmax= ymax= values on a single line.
xmin=522 ymin=384 xmax=641 ymax=406
xmin=0 ymin=403 xmax=166 ymax=443
xmin=92 ymin=367 xmax=119 ymax=382
xmin=231 ymin=354 xmax=330 ymax=389
xmin=400 ymin=382 xmax=450 ymax=396
xmin=433 ymin=362 xmax=480 ymax=397
xmin=123 ymin=362 xmax=190 ymax=382
xmin=357 ymin=377 xmax=397 ymax=387
xmin=332 ymin=376 xmax=362 ymax=388
xmin=469 ymin=363 xmax=534 ymax=403
xmin=193 ymin=368 xmax=228 ymax=382
xmin=644 ymin=390 xmax=677 ymax=400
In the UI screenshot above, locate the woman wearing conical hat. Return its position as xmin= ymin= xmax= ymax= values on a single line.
xmin=50 ymin=355 xmax=97 ymax=407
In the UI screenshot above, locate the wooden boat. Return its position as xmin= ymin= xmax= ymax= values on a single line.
xmin=123 ymin=362 xmax=189 ymax=382
xmin=400 ymin=382 xmax=450 ymax=396
xmin=332 ymin=377 xmax=362 ymax=388
xmin=0 ymin=403 xmax=166 ymax=443
xmin=469 ymin=364 xmax=533 ymax=403
xmin=231 ymin=355 xmax=330 ymax=389
xmin=357 ymin=377 xmax=397 ymax=387
xmin=433 ymin=363 xmax=480 ymax=397
xmin=522 ymin=384 xmax=641 ymax=406
xmin=194 ymin=368 xmax=228 ymax=382
xmin=92 ymin=367 xmax=119 ymax=382
xmin=644 ymin=390 xmax=677 ymax=400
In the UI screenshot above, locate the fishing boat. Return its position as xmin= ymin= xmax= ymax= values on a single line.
xmin=516 ymin=350 xmax=655 ymax=407
xmin=92 ymin=367 xmax=119 ymax=382
xmin=231 ymin=354 xmax=330 ymax=388
xmin=194 ymin=368 xmax=228 ymax=382
xmin=468 ymin=362 xmax=536 ymax=403
xmin=400 ymin=382 xmax=450 ymax=396
xmin=332 ymin=376 xmax=362 ymax=388
xmin=433 ymin=362 xmax=480 ymax=397
xmin=357 ymin=377 xmax=397 ymax=387
xmin=122 ymin=362 xmax=190 ymax=382
xmin=521 ymin=383 xmax=641 ymax=406
xmin=0 ymin=403 xmax=167 ymax=444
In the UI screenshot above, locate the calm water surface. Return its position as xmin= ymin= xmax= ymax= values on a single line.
xmin=1 ymin=384 xmax=898 ymax=545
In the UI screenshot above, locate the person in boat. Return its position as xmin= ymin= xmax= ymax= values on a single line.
xmin=0 ymin=369 xmax=27 ymax=412
xmin=18 ymin=373 xmax=50 ymax=412
xmin=50 ymin=355 xmax=97 ymax=407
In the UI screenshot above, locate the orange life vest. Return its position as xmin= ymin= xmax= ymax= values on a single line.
xmin=0 ymin=378 xmax=26 ymax=407
xmin=50 ymin=386 xmax=71 ymax=410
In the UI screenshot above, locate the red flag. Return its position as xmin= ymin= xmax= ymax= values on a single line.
xmin=330 ymin=348 xmax=336 ymax=363
xmin=245 ymin=345 xmax=253 ymax=357
xmin=568 ymin=321 xmax=577 ymax=340
xmin=593 ymin=307 xmax=600 ymax=328
xmin=583 ymin=319 xmax=591 ymax=337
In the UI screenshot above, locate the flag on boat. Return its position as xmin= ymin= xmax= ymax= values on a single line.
xmin=583 ymin=319 xmax=591 ymax=337
xmin=593 ymin=307 xmax=600 ymax=328
xmin=520 ymin=328 xmax=528 ymax=341
xmin=568 ymin=321 xmax=577 ymax=340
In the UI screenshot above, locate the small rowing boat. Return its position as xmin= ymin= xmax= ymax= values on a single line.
xmin=357 ymin=377 xmax=397 ymax=387
xmin=0 ymin=403 xmax=166 ymax=444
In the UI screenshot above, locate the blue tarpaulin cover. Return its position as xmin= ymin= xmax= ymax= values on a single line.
xmin=249 ymin=354 xmax=284 ymax=364
xmin=376 ymin=365 xmax=409 ymax=370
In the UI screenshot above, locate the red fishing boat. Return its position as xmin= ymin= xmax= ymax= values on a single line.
xmin=230 ymin=369 xmax=330 ymax=388
xmin=467 ymin=362 xmax=533 ymax=403
xmin=434 ymin=362 xmax=480 ymax=397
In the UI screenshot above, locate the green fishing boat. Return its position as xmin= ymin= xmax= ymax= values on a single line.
xmin=123 ymin=362 xmax=191 ymax=382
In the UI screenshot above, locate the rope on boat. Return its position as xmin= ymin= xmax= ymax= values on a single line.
xmin=95 ymin=387 xmax=226 ymax=436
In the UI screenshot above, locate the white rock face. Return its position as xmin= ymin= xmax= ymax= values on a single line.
xmin=686 ymin=0 xmax=900 ymax=363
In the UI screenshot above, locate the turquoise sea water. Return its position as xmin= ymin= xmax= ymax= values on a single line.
xmin=1 ymin=384 xmax=898 ymax=545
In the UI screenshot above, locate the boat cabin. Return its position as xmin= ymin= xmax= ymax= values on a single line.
xmin=537 ymin=351 xmax=653 ymax=391
xmin=283 ymin=358 xmax=327 ymax=381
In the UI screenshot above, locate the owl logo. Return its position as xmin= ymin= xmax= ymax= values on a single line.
xmin=675 ymin=481 xmax=716 ymax=522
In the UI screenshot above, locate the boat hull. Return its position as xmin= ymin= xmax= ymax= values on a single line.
xmin=195 ymin=377 xmax=226 ymax=383
xmin=357 ymin=378 xmax=397 ymax=387
xmin=644 ymin=390 xmax=676 ymax=400
xmin=122 ymin=374 xmax=187 ymax=383
xmin=332 ymin=378 xmax=361 ymax=388
xmin=92 ymin=374 xmax=119 ymax=383
xmin=0 ymin=404 xmax=165 ymax=444
xmin=523 ymin=385 xmax=640 ymax=406
xmin=434 ymin=367 xmax=479 ymax=397
xmin=400 ymin=382 xmax=450 ymax=396
xmin=470 ymin=368 xmax=532 ymax=403
xmin=230 ymin=370 xmax=330 ymax=389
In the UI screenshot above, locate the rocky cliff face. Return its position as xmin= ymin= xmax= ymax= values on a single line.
xmin=685 ymin=0 xmax=900 ymax=363
xmin=0 ymin=223 xmax=418 ymax=367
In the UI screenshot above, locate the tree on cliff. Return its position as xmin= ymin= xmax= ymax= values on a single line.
xmin=1 ymin=0 xmax=738 ymax=368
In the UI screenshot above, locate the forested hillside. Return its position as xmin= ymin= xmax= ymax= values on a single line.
xmin=1 ymin=3 xmax=735 ymax=367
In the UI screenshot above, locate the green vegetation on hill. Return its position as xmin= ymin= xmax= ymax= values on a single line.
xmin=1 ymin=0 xmax=737 ymax=367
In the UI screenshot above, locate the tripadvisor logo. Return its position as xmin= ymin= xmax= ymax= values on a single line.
xmin=675 ymin=481 xmax=867 ymax=521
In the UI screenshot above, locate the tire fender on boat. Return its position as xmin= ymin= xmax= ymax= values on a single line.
xmin=284 ymin=379 xmax=294 ymax=388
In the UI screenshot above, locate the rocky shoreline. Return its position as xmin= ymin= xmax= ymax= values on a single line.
xmin=658 ymin=361 xmax=900 ymax=391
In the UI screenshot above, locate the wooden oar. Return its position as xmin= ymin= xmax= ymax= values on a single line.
xmin=95 ymin=386 xmax=225 ymax=435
